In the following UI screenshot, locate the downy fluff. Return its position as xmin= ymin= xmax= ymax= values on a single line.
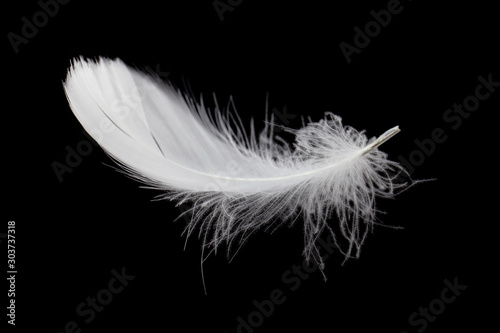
xmin=63 ymin=57 xmax=409 ymax=274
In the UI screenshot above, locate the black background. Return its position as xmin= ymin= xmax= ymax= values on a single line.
xmin=3 ymin=0 xmax=498 ymax=332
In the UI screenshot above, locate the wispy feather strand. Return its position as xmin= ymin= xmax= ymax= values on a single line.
xmin=63 ymin=57 xmax=409 ymax=280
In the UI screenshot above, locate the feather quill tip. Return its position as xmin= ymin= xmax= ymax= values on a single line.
xmin=362 ymin=126 xmax=401 ymax=155
xmin=62 ymin=57 xmax=414 ymax=283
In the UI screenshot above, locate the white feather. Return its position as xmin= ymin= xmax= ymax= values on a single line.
xmin=63 ymin=57 xmax=408 ymax=274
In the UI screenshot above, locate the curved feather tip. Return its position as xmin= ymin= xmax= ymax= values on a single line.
xmin=63 ymin=57 xmax=410 ymax=276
